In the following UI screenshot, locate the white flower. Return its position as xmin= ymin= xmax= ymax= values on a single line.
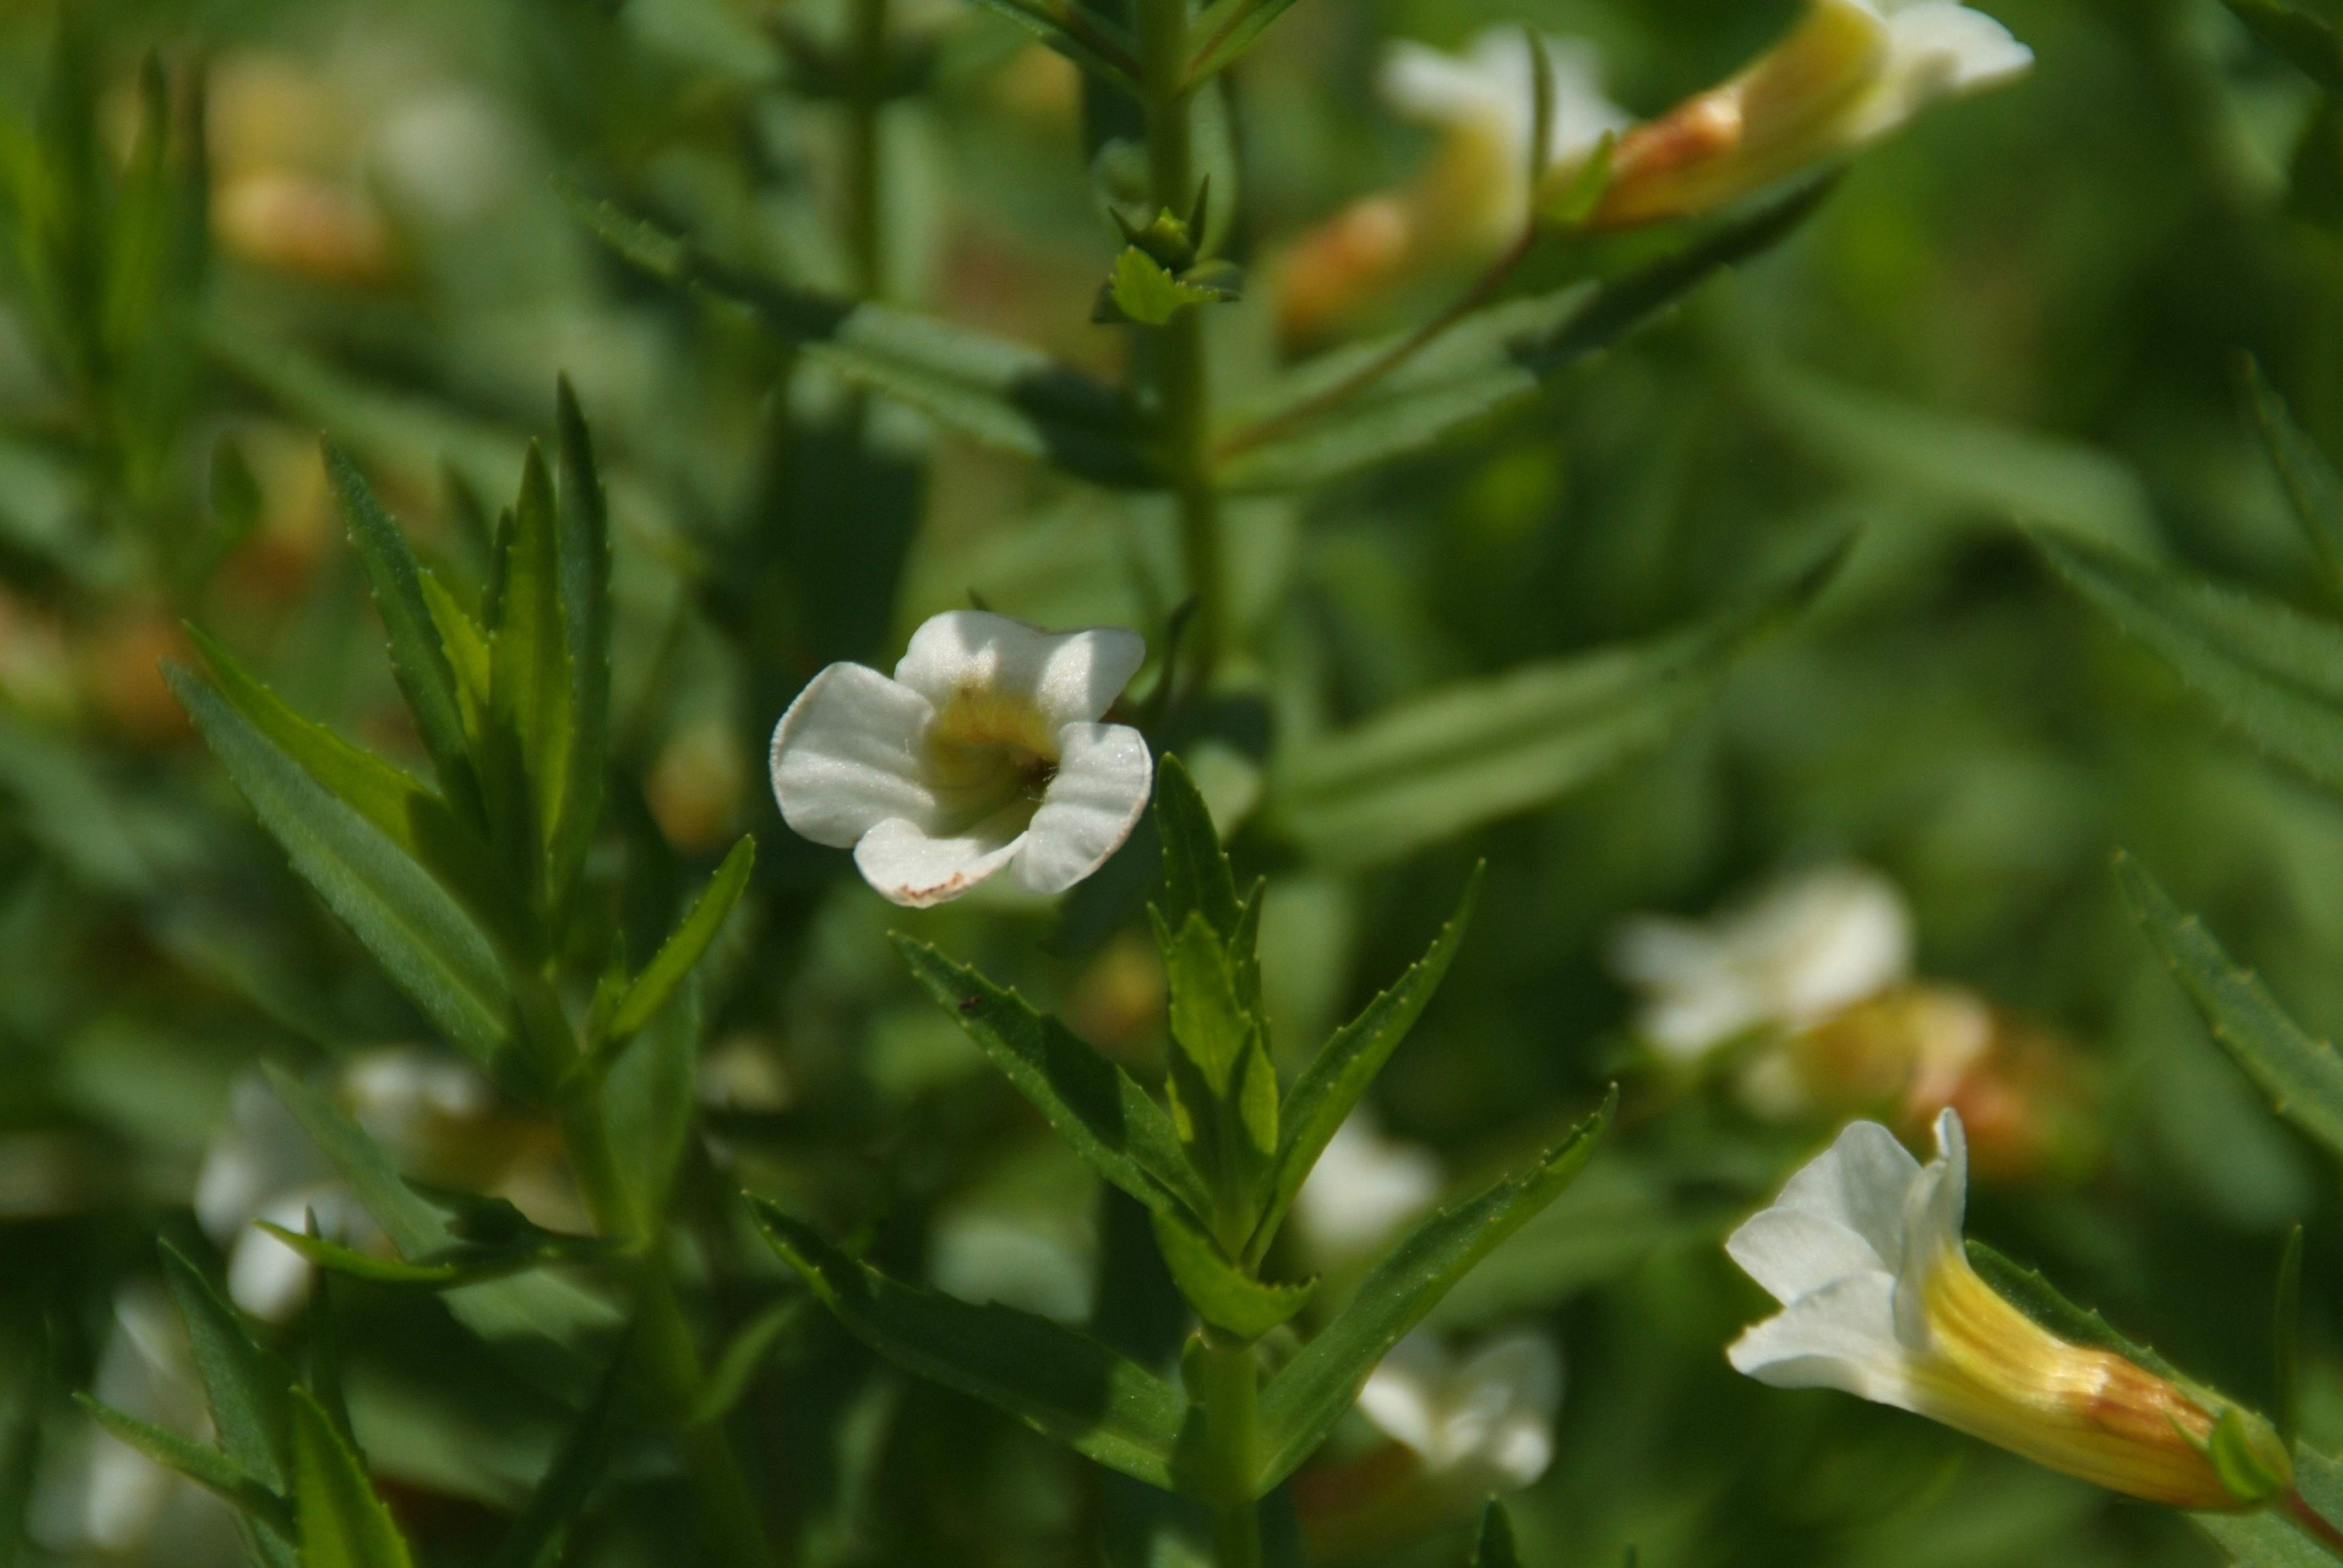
xmin=1588 ymin=0 xmax=2031 ymax=228
xmin=1610 ymin=864 xmax=1912 ymax=1063
xmin=769 ymin=611 xmax=1154 ymax=908
xmin=1357 ymin=1330 xmax=1562 ymax=1489
xmin=1292 ymin=1112 xmax=1442 ymax=1265
xmin=1381 ymin=28 xmax=1630 ymax=182
xmin=1726 ymin=1111 xmax=2273 ymax=1509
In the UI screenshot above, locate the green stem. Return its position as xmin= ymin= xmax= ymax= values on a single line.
xmin=844 ymin=0 xmax=891 ymax=301
xmin=1136 ymin=0 xmax=1225 ymax=671
xmin=1188 ymin=1332 xmax=1261 ymax=1568
xmin=562 ymin=1074 xmax=779 ymax=1568
xmin=2288 ymin=1487 xmax=2343 ymax=1561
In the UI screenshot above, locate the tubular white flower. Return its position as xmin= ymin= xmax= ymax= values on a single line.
xmin=1357 ymin=1330 xmax=1563 ymax=1489
xmin=770 ymin=611 xmax=1153 ymax=908
xmin=1727 ymin=1110 xmax=2272 ymax=1509
xmin=1583 ymin=0 xmax=2032 ymax=229
xmin=1610 ymin=864 xmax=1912 ymax=1063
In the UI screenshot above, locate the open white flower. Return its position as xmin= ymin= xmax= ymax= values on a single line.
xmin=770 ymin=611 xmax=1153 ymax=908
xmin=1610 ymin=864 xmax=1912 ymax=1063
xmin=1728 ymin=1110 xmax=2275 ymax=1509
xmin=1585 ymin=0 xmax=2032 ymax=228
xmin=1292 ymin=1111 xmax=1443 ymax=1266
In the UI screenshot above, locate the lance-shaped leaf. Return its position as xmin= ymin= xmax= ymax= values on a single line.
xmin=755 ymin=1200 xmax=1198 ymax=1495
xmin=292 ymin=1387 xmax=415 ymax=1568
xmin=489 ymin=1333 xmax=632 ymax=1568
xmin=2039 ymin=531 xmax=2343 ymax=789
xmin=1150 ymin=1208 xmax=1314 ymax=1340
xmin=1474 ymin=1499 xmax=1523 ymax=1568
xmin=168 ymin=667 xmax=521 ymax=1077
xmin=2227 ymin=0 xmax=2343 ymax=97
xmin=603 ymin=970 xmax=701 ymax=1226
xmin=1187 ymin=0 xmax=1305 ymax=85
xmin=252 ymin=1223 xmax=613 ymax=1290
xmin=549 ymin=380 xmax=611 ymax=922
xmin=1268 ymin=540 xmax=1848 ymax=867
xmin=895 ymin=937 xmax=1213 ymax=1223
xmin=965 ymin=0 xmax=1141 ymax=90
xmin=75 ymin=1396 xmax=297 ymax=1540
xmin=1245 ymin=865 xmax=1481 ymax=1267
xmin=2118 ymin=852 xmax=2343 ymax=1166
xmin=569 ymin=190 xmax=1158 ymax=490
xmin=158 ymin=1243 xmax=294 ymax=1493
xmin=486 ymin=445 xmax=574 ymax=910
xmin=328 ymin=445 xmax=479 ymax=817
xmin=609 ymin=837 xmax=753 ymax=1042
xmin=1216 ymin=182 xmax=1833 ymax=493
xmin=1252 ymin=1088 xmax=1615 ymax=1494
xmin=1156 ymin=753 xmax=1245 ymax=941
xmin=2245 ymin=357 xmax=2343 ymax=603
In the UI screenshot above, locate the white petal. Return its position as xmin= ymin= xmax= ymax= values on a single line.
xmin=1743 ymin=866 xmax=1912 ymax=1027
xmin=1357 ymin=1338 xmax=1447 ymax=1455
xmin=193 ymin=1072 xmax=335 ymax=1242
xmin=1380 ymin=28 xmax=1628 ymax=168
xmin=1726 ymin=1272 xmax=1912 ymax=1403
xmin=1766 ymin=1119 xmax=1922 ymax=1270
xmin=1726 ymin=1207 xmax=1894 ymax=1308
xmin=1009 ymin=724 xmax=1153 ymax=895
xmin=893 ymin=612 xmax=1146 ymax=732
xmin=1893 ymin=1109 xmax=1971 ymax=1345
xmin=853 ymin=812 xmax=1028 ymax=908
xmin=230 ymin=1188 xmax=337 ymax=1321
xmin=1441 ymin=1335 xmax=1563 ymax=1474
xmin=1294 ymin=1114 xmax=1443 ymax=1260
xmin=770 ymin=663 xmax=939 ymax=848
xmin=1887 ymin=3 xmax=2033 ymax=95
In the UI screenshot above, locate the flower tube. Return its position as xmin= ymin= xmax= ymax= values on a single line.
xmin=1728 ymin=1110 xmax=2282 ymax=1509
xmin=769 ymin=611 xmax=1154 ymax=907
xmin=1577 ymin=0 xmax=2033 ymax=230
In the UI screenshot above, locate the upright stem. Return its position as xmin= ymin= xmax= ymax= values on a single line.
xmin=562 ymin=1061 xmax=780 ymax=1568
xmin=1135 ymin=0 xmax=1226 ymax=670
xmin=844 ymin=0 xmax=891 ymax=301
xmin=1189 ymin=1332 xmax=1262 ymax=1568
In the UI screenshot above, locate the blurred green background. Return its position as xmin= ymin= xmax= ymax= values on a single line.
xmin=0 ymin=0 xmax=2338 ymax=1564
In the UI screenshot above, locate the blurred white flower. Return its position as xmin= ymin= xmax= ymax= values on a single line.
xmin=194 ymin=1050 xmax=495 ymax=1320
xmin=1380 ymin=27 xmax=1630 ymax=203
xmin=1727 ymin=1110 xmax=2273 ymax=1507
xmin=1609 ymin=864 xmax=1911 ymax=1063
xmin=1292 ymin=1112 xmax=1442 ymax=1266
xmin=1587 ymin=0 xmax=2032 ymax=228
xmin=769 ymin=611 xmax=1153 ymax=908
xmin=1298 ymin=1329 xmax=1562 ymax=1559
xmin=31 ymin=1283 xmax=215 ymax=1558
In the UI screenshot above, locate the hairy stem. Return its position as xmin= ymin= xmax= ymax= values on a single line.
xmin=2288 ymin=1488 xmax=2343 ymax=1561
xmin=1190 ymin=1332 xmax=1262 ymax=1568
xmin=1136 ymin=0 xmax=1225 ymax=670
xmin=563 ymin=1064 xmax=778 ymax=1568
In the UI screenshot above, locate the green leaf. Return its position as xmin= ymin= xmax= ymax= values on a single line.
xmin=1186 ymin=0 xmax=1304 ymax=83
xmin=489 ymin=1335 xmax=631 ymax=1568
xmin=1155 ymin=754 xmax=1244 ymax=940
xmin=1162 ymin=911 xmax=1252 ymax=1097
xmin=1149 ymin=1209 xmax=1314 ymax=1340
xmin=418 ymin=573 xmax=491 ymax=736
xmin=2039 ymin=530 xmax=2343 ymax=788
xmin=2117 ymin=851 xmax=2343 ymax=1166
xmin=168 ymin=666 xmax=521 ymax=1077
xmin=250 ymin=1223 xmax=605 ymax=1290
xmin=185 ymin=627 xmax=441 ymax=861
xmin=1245 ymin=865 xmax=1481 ymax=1267
xmin=609 ymin=837 xmax=754 ymax=1042
xmin=549 ymin=379 xmax=612 ymax=924
xmin=754 ymin=1200 xmax=1199 ymax=1495
xmin=569 ymin=190 xmax=1157 ymax=490
xmin=75 ymin=1395 xmax=297 ymax=1541
xmin=1268 ymin=540 xmax=1848 ymax=867
xmin=1963 ymin=1239 xmax=2179 ymax=1380
xmin=2227 ymin=0 xmax=2343 ymax=95
xmin=328 ymin=444 xmax=480 ymax=817
xmin=688 ymin=1297 xmax=810 ymax=1427
xmin=895 ymin=937 xmax=1213 ymax=1223
xmin=1216 ymin=181 xmax=1833 ymax=493
xmin=487 ymin=444 xmax=575 ymax=894
xmin=291 ymin=1387 xmax=415 ymax=1568
xmin=602 ymin=969 xmax=700 ymax=1226
xmin=1474 ymin=1499 xmax=1523 ymax=1568
xmin=2280 ymin=1224 xmax=2305 ymax=1453
xmin=1252 ymin=1088 xmax=1614 ymax=1494
xmin=2244 ymin=357 xmax=2343 ymax=602
xmin=964 ymin=0 xmax=1141 ymax=90
xmin=2210 ymin=1406 xmax=2294 ymax=1504
xmin=1095 ymin=248 xmax=1232 ymax=327
xmin=157 ymin=1242 xmax=293 ymax=1493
